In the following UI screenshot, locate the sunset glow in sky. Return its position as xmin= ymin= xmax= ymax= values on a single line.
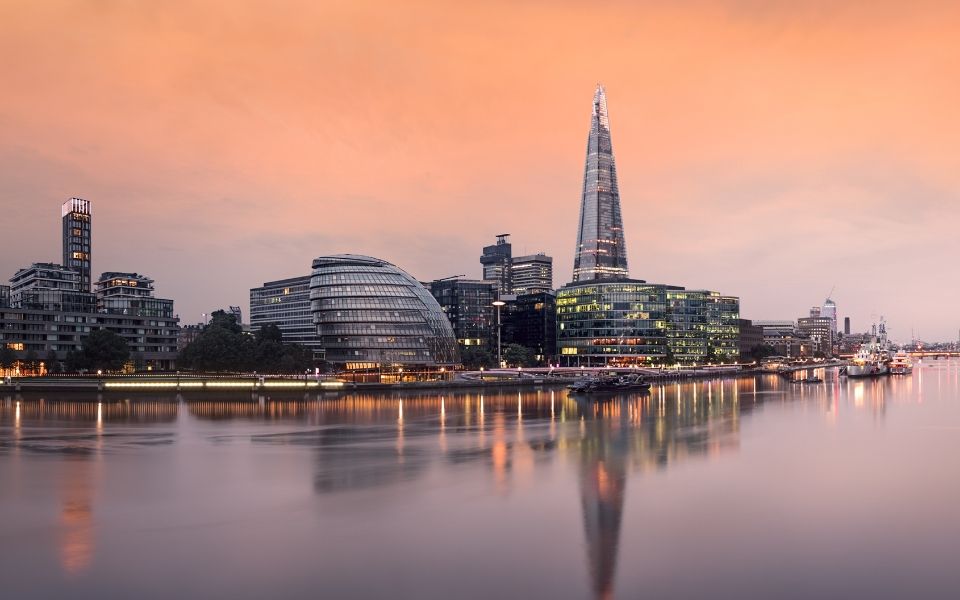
xmin=2 ymin=1 xmax=959 ymax=339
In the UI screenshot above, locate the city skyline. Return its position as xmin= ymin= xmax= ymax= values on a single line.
xmin=3 ymin=2 xmax=960 ymax=339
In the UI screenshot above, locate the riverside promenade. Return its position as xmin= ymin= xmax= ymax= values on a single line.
xmin=0 ymin=363 xmax=831 ymax=397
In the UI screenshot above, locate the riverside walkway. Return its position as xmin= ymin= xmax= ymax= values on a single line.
xmin=1 ymin=365 xmax=770 ymax=396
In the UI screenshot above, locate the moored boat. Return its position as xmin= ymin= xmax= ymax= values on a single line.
xmin=567 ymin=374 xmax=651 ymax=395
xmin=889 ymin=351 xmax=914 ymax=375
xmin=847 ymin=321 xmax=892 ymax=378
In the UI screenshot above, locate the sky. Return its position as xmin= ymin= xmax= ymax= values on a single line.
xmin=2 ymin=0 xmax=959 ymax=341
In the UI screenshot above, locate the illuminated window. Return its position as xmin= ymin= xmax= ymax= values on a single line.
xmin=7 ymin=342 xmax=24 ymax=351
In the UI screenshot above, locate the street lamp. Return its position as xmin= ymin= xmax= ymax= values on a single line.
xmin=493 ymin=299 xmax=506 ymax=369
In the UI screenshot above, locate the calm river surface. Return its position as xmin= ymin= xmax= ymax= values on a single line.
xmin=3 ymin=363 xmax=960 ymax=599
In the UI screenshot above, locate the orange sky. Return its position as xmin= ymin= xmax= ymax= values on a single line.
xmin=2 ymin=0 xmax=960 ymax=339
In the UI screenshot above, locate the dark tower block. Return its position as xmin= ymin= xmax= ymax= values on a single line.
xmin=62 ymin=198 xmax=92 ymax=293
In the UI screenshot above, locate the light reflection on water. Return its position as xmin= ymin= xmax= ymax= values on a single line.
xmin=2 ymin=365 xmax=960 ymax=599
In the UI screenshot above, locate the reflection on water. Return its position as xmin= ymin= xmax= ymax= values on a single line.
xmin=2 ymin=367 xmax=959 ymax=598
xmin=59 ymin=459 xmax=96 ymax=575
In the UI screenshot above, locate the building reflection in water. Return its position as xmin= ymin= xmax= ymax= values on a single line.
xmin=578 ymin=399 xmax=628 ymax=600
xmin=59 ymin=458 xmax=96 ymax=575
xmin=0 ymin=396 xmax=180 ymax=577
xmin=2 ymin=373 xmax=909 ymax=595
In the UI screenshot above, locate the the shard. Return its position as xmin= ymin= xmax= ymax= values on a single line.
xmin=573 ymin=85 xmax=629 ymax=282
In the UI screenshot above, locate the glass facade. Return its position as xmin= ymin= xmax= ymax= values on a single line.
xmin=557 ymin=281 xmax=740 ymax=366
xmin=9 ymin=263 xmax=95 ymax=313
xmin=311 ymin=255 xmax=459 ymax=369
xmin=573 ymin=85 xmax=629 ymax=282
xmin=428 ymin=279 xmax=497 ymax=347
xmin=502 ymin=291 xmax=557 ymax=362
xmin=249 ymin=275 xmax=318 ymax=355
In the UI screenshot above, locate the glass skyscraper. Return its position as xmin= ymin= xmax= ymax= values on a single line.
xmin=573 ymin=85 xmax=628 ymax=282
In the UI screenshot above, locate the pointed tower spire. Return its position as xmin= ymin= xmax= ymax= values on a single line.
xmin=573 ymin=84 xmax=629 ymax=282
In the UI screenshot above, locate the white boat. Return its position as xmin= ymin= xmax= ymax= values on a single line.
xmin=847 ymin=321 xmax=892 ymax=378
xmin=889 ymin=351 xmax=914 ymax=375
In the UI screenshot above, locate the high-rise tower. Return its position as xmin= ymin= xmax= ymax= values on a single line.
xmin=480 ymin=233 xmax=512 ymax=294
xmin=62 ymin=198 xmax=92 ymax=292
xmin=572 ymin=85 xmax=628 ymax=282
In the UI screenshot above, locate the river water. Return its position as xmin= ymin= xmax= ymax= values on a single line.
xmin=2 ymin=363 xmax=960 ymax=599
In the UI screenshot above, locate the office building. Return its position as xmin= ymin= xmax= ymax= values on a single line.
xmin=573 ymin=85 xmax=628 ymax=282
xmin=557 ymin=280 xmax=738 ymax=366
xmin=798 ymin=315 xmax=834 ymax=355
xmin=511 ymin=253 xmax=553 ymax=295
xmin=249 ymin=275 xmax=320 ymax=356
xmin=557 ymin=86 xmax=740 ymax=366
xmin=737 ymin=319 xmax=765 ymax=358
xmin=428 ymin=278 xmax=497 ymax=347
xmin=479 ymin=233 xmax=553 ymax=296
xmin=821 ymin=297 xmax=837 ymax=334
xmin=480 ymin=234 xmax=512 ymax=294
xmin=844 ymin=317 xmax=851 ymax=335
xmin=502 ymin=291 xmax=557 ymax=363
xmin=705 ymin=293 xmax=741 ymax=361
xmin=310 ymin=255 xmax=459 ymax=369
xmin=0 ymin=285 xmax=9 ymax=308
xmin=62 ymin=197 xmax=92 ymax=292
xmin=753 ymin=320 xmax=796 ymax=339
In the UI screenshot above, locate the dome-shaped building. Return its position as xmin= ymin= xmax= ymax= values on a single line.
xmin=310 ymin=255 xmax=460 ymax=371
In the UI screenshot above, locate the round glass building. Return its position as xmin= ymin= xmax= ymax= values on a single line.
xmin=310 ymin=255 xmax=460 ymax=371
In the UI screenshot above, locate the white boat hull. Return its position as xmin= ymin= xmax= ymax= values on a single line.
xmin=847 ymin=363 xmax=889 ymax=378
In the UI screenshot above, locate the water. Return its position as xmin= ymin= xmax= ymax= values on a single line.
xmin=3 ymin=363 xmax=960 ymax=599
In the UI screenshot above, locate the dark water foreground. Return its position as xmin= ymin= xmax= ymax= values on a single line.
xmin=3 ymin=362 xmax=960 ymax=599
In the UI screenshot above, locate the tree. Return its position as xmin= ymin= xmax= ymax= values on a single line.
xmin=659 ymin=347 xmax=677 ymax=367
xmin=460 ymin=346 xmax=495 ymax=370
xmin=65 ymin=348 xmax=87 ymax=373
xmin=82 ymin=329 xmax=131 ymax=372
xmin=178 ymin=313 xmax=315 ymax=373
xmin=179 ymin=325 xmax=250 ymax=372
xmin=502 ymin=343 xmax=536 ymax=368
xmin=706 ymin=346 xmax=723 ymax=365
xmin=0 ymin=346 xmax=16 ymax=372
xmin=44 ymin=349 xmax=62 ymax=374
xmin=24 ymin=349 xmax=39 ymax=373
xmin=744 ymin=344 xmax=776 ymax=363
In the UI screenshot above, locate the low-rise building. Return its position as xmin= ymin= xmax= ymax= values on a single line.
xmin=0 ymin=307 xmax=179 ymax=370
